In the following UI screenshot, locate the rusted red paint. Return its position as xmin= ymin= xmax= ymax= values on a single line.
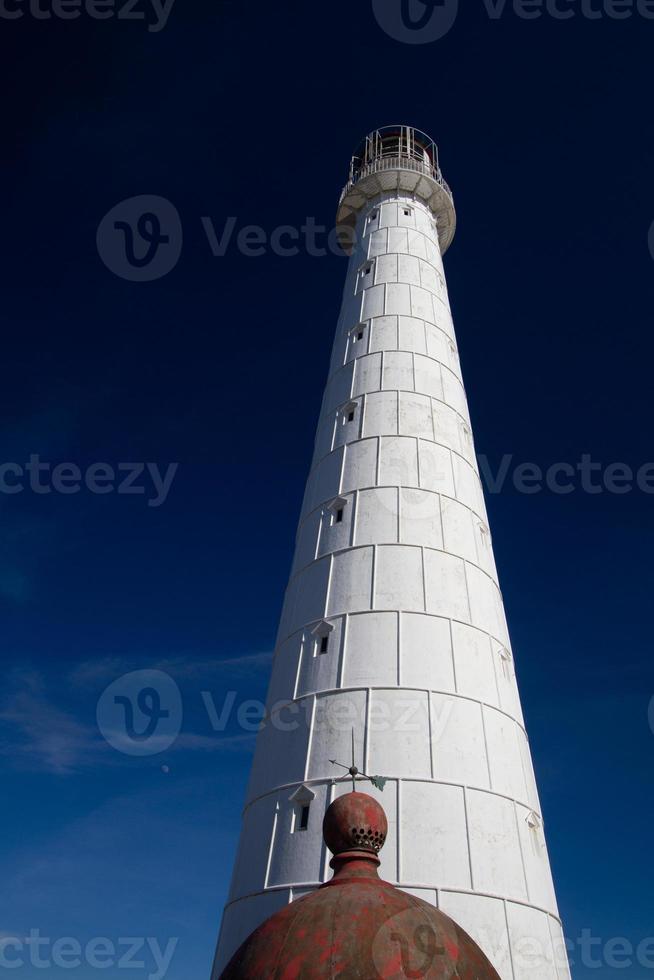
xmin=220 ymin=793 xmax=501 ymax=980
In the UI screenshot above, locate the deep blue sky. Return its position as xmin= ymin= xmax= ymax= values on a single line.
xmin=0 ymin=1 xmax=653 ymax=977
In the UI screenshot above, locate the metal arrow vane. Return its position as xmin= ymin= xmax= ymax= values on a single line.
xmin=330 ymin=729 xmax=387 ymax=793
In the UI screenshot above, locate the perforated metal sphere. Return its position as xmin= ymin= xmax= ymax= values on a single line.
xmin=322 ymin=791 xmax=388 ymax=856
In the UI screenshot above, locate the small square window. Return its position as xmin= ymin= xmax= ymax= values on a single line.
xmin=370 ymin=210 xmax=378 ymax=220
xmin=364 ymin=264 xmax=373 ymax=276
xmin=357 ymin=330 xmax=364 ymax=341
xmin=347 ymin=410 xmax=355 ymax=423
xmin=403 ymin=208 xmax=412 ymax=216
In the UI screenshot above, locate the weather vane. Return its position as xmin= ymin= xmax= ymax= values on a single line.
xmin=330 ymin=729 xmax=387 ymax=793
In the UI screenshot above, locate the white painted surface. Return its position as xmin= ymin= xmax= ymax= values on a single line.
xmin=212 ymin=186 xmax=569 ymax=979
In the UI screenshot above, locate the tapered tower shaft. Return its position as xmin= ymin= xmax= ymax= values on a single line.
xmin=213 ymin=127 xmax=569 ymax=980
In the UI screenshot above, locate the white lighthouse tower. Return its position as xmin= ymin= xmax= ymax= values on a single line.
xmin=212 ymin=127 xmax=570 ymax=980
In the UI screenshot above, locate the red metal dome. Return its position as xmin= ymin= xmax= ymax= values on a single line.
xmin=219 ymin=792 xmax=500 ymax=980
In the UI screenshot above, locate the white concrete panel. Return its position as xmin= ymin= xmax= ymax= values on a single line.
xmin=312 ymin=411 xmax=335 ymax=462
xmin=400 ymin=489 xmax=443 ymax=550
xmin=406 ymin=229 xmax=428 ymax=260
xmin=246 ymin=707 xmax=310 ymax=803
xmin=547 ymin=918 xmax=572 ymax=980
xmin=368 ymin=227 xmax=388 ymax=257
xmin=355 ymin=487 xmax=398 ymax=546
xmin=266 ymin=633 xmax=301 ymax=710
xmin=341 ymin=438 xmax=378 ymax=493
xmin=433 ymin=402 xmax=463 ymax=455
xmin=386 ymin=281 xmax=412 ymax=316
xmin=451 ymin=453 xmax=487 ymax=520
xmin=308 ymin=690 xmax=367 ymax=779
xmin=431 ymin=694 xmax=489 ymax=789
xmin=398 ymin=315 xmax=427 ymax=353
xmin=308 ymin=446 xmax=344 ymax=512
xmin=375 ymin=252 xmax=398 ymax=284
xmin=333 ymin=402 xmax=361 ymax=451
xmin=292 ymin=509 xmax=321 ymax=574
xmin=368 ymin=689 xmax=431 ymax=778
xmin=375 ymin=545 xmax=424 ymax=611
xmin=379 ymin=202 xmax=399 ymax=229
xmin=295 ymin=619 xmax=343 ymax=699
xmin=452 ymin=622 xmax=499 ymax=707
xmin=419 ymin=258 xmax=440 ymax=294
xmin=400 ymin=613 xmax=455 ymax=692
xmin=441 ymin=496 xmax=478 ymax=564
xmin=442 ymin=367 xmax=470 ymax=421
xmin=327 ymin=547 xmax=373 ymax=616
xmin=418 ymin=440 xmax=455 ymax=496
xmin=467 ymin=790 xmax=528 ymax=901
xmin=423 ymin=550 xmax=470 ymax=622
xmin=466 ymin=564 xmax=508 ymax=644
xmin=424 ymin=324 xmax=449 ymax=369
xmin=369 ymin=315 xmax=398 ymax=353
xmin=495 ymin=647 xmax=525 ymax=726
xmin=363 ymin=390 xmax=398 ymax=438
xmin=401 ymin=782 xmax=471 ymax=889
xmin=484 ymin=707 xmax=529 ymax=803
xmin=267 ymin=783 xmax=330 ymax=888
xmin=361 ymin=284 xmax=385 ymax=320
xmin=383 ymin=350 xmax=414 ymax=392
xmin=400 ymin=392 xmax=434 ymax=439
xmin=507 ymin=903 xmax=562 ymax=980
xmin=388 ymin=225 xmax=409 ymax=255
xmin=398 ymin=253 xmax=422 ymax=286
xmin=410 ymin=284 xmax=435 ymax=322
xmin=379 ymin=436 xmax=419 ymax=488
xmin=345 ymin=325 xmax=369 ymax=364
xmin=438 ymin=892 xmax=513 ymax=980
xmin=474 ymin=522 xmax=498 ymax=581
xmin=353 ymin=352 xmax=382 ymax=396
xmin=414 ymin=354 xmax=444 ymax=399
xmin=317 ymin=496 xmax=352 ymax=558
xmin=342 ymin=611 xmax=398 ymax=688
xmin=323 ymin=361 xmax=354 ymax=415
xmin=228 ymin=794 xmax=278 ymax=899
xmin=518 ymin=729 xmax=541 ymax=811
xmin=515 ymin=804 xmax=558 ymax=913
xmin=289 ymin=557 xmax=331 ymax=635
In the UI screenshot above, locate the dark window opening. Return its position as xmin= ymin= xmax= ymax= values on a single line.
xmin=347 ymin=410 xmax=355 ymax=422
xmin=403 ymin=208 xmax=412 ymax=216
xmin=335 ymin=508 xmax=344 ymax=524
xmin=357 ymin=331 xmax=364 ymax=341
xmin=320 ymin=635 xmax=329 ymax=654
xmin=364 ymin=264 xmax=373 ymax=276
xmin=299 ymin=805 xmax=310 ymax=831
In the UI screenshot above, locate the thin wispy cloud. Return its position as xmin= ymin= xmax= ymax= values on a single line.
xmin=0 ymin=660 xmax=261 ymax=775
